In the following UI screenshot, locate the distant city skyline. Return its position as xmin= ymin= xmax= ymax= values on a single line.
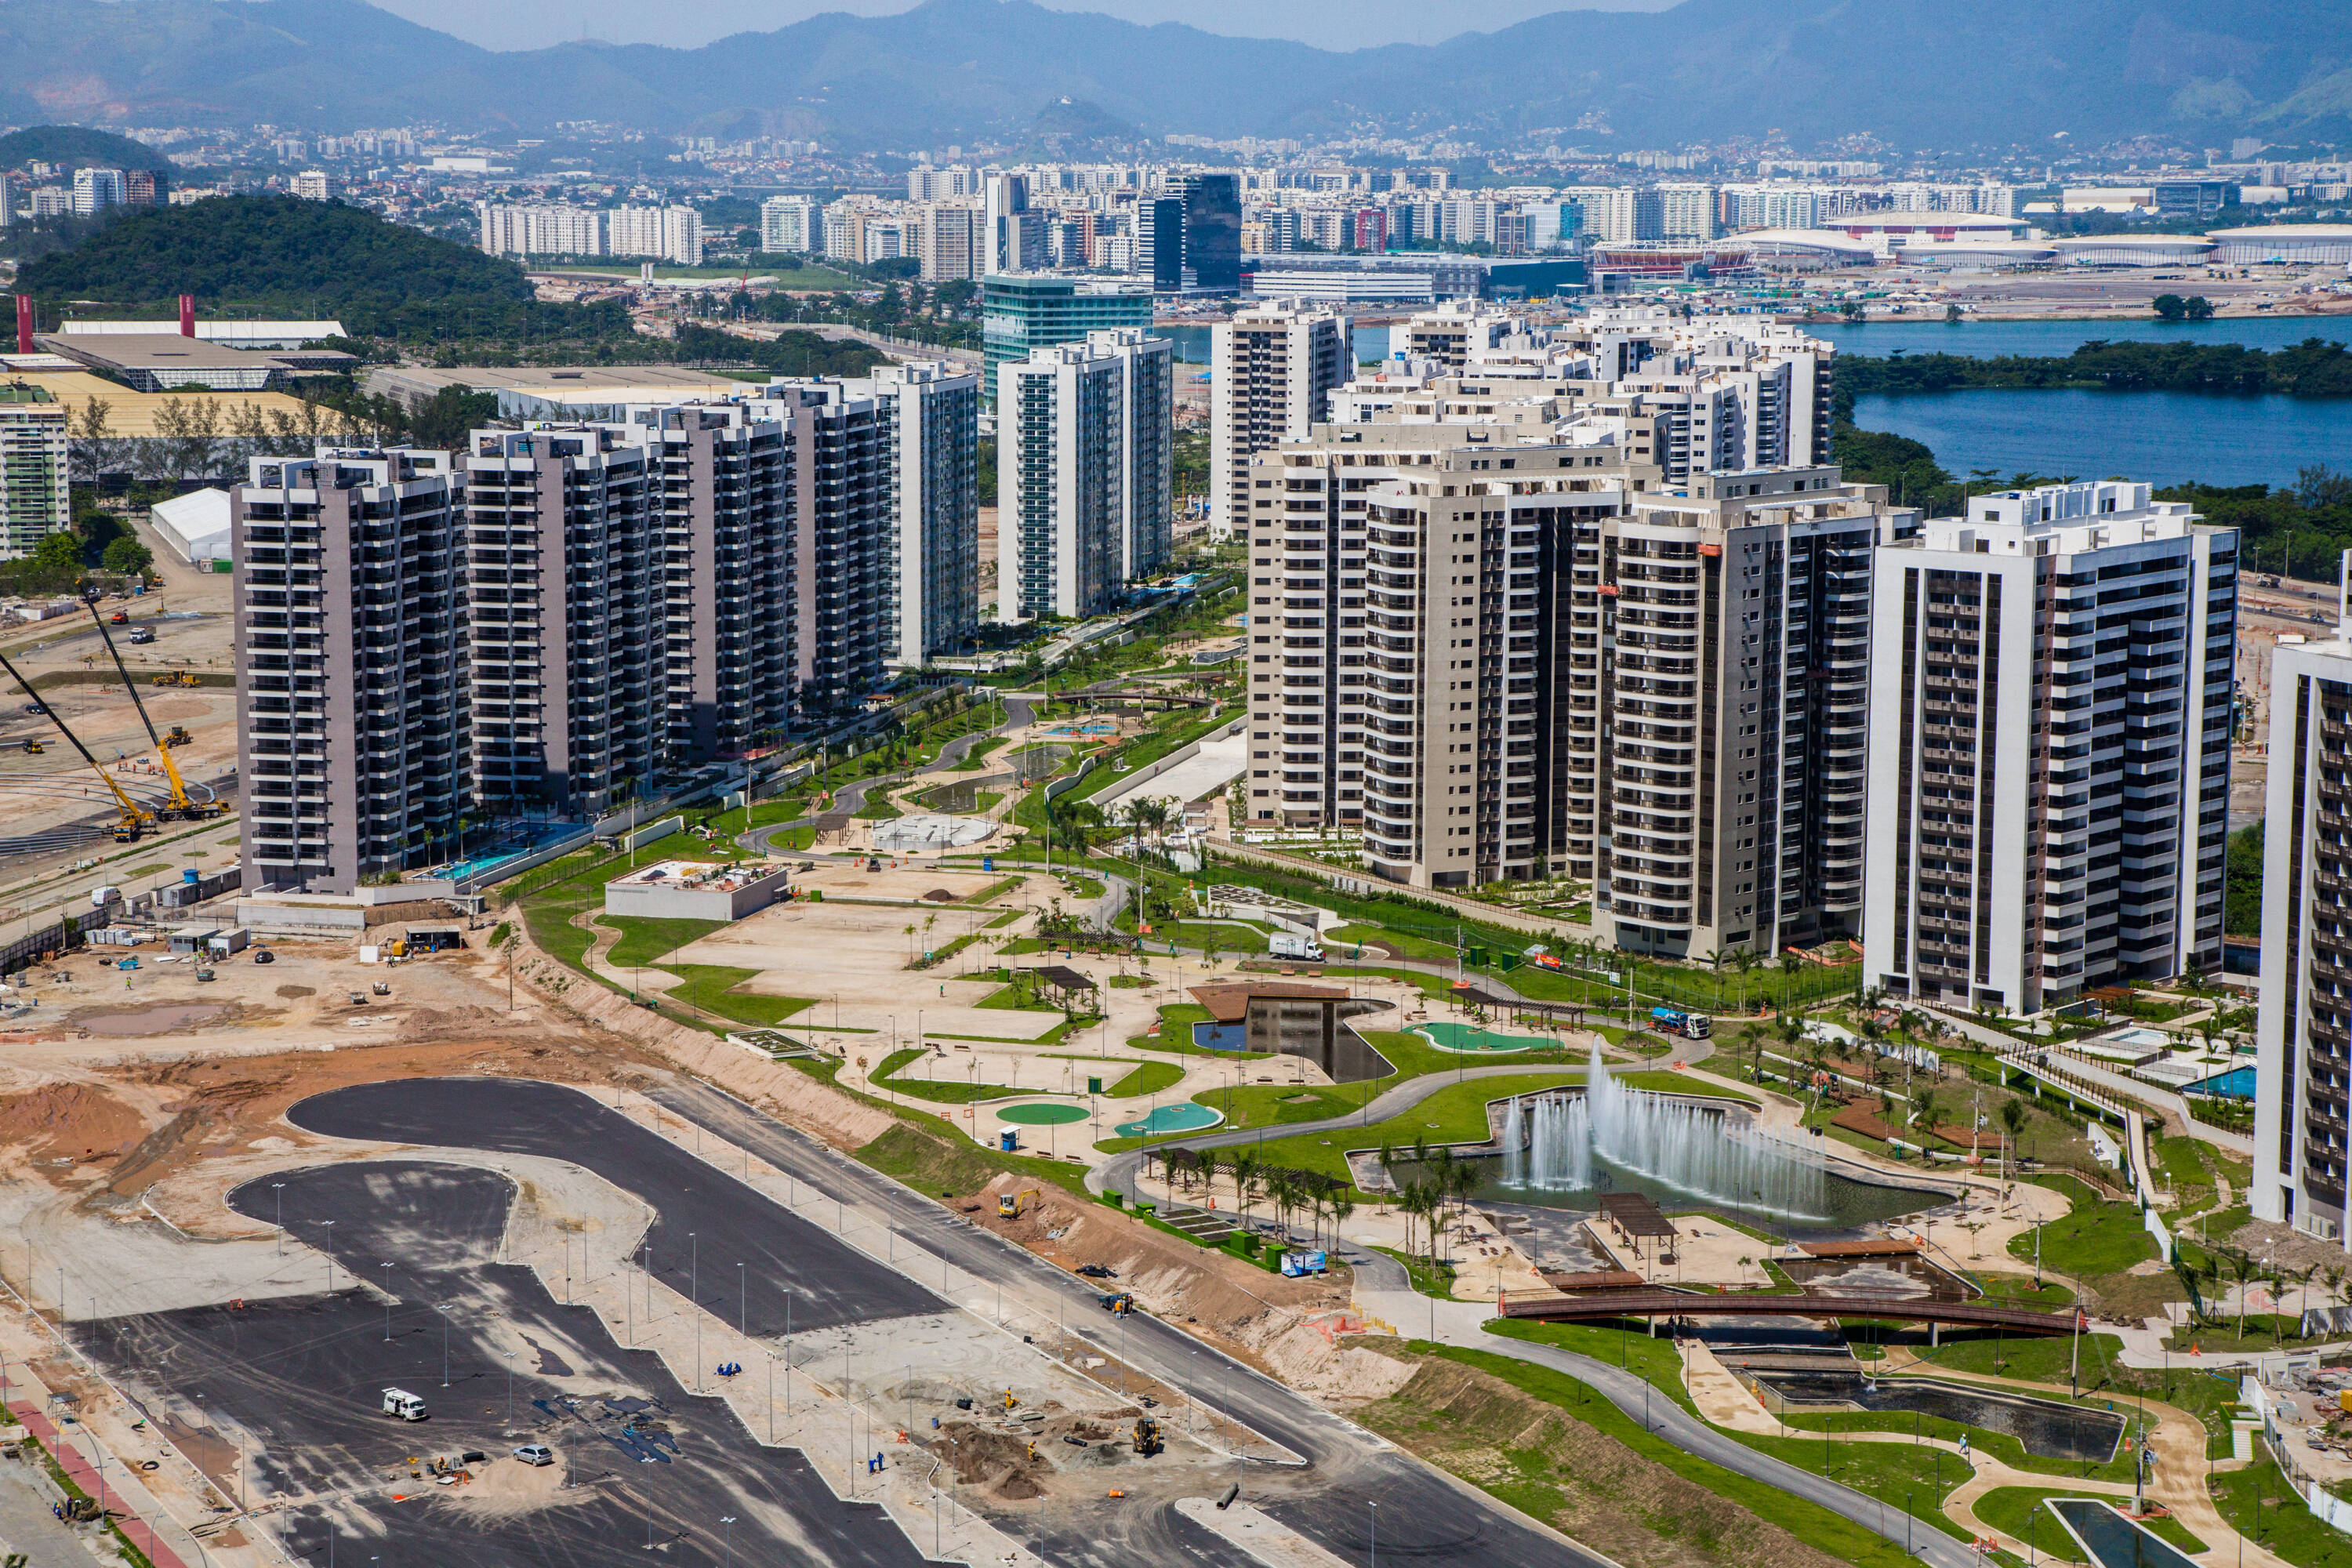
xmin=368 ymin=0 xmax=1676 ymax=54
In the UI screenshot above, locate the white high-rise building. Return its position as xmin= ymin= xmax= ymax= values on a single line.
xmin=760 ymin=195 xmax=821 ymax=253
xmin=907 ymin=165 xmax=978 ymax=201
xmin=0 ymin=386 xmax=71 ymax=559
xmin=916 ymin=203 xmax=982 ymax=281
xmin=292 ymin=170 xmax=336 ymax=202
xmin=72 ymin=167 xmax=125 ymax=216
xmin=985 ymin=173 xmax=1044 ymax=273
xmin=1209 ymin=300 xmax=1352 ymax=540
xmin=1657 ymin=183 xmax=1719 ymax=241
xmin=2256 ymin=587 xmax=2352 ymax=1237
xmin=608 ymin=205 xmax=703 ymax=266
xmin=997 ymin=328 xmax=1173 ymax=622
xmin=865 ymin=361 xmax=982 ymax=665
xmin=1863 ymin=481 xmax=2236 ymax=1015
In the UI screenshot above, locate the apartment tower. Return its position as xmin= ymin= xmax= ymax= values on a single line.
xmin=464 ymin=426 xmax=663 ymax=815
xmin=997 ymin=328 xmax=1174 ymax=622
xmin=1863 ymin=481 xmax=2236 ymax=1015
xmin=1210 ymin=300 xmax=1352 ymax=539
xmin=232 ymin=446 xmax=469 ymax=892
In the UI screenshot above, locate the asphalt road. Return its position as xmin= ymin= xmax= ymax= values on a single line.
xmin=289 ymin=1079 xmax=939 ymax=1338
xmin=78 ymin=1160 xmax=928 ymax=1568
xmin=644 ymin=1076 xmax=1610 ymax=1568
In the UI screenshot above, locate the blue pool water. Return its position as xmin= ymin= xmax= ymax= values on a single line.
xmin=1192 ymin=1022 xmax=1250 ymax=1052
xmin=1114 ymin=1103 xmax=1223 ymax=1139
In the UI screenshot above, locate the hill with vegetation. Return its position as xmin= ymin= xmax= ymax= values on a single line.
xmin=18 ymin=194 xmax=534 ymax=327
xmin=0 ymin=125 xmax=172 ymax=172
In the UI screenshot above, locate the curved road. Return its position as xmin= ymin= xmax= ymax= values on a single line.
xmin=742 ymin=696 xmax=1036 ymax=856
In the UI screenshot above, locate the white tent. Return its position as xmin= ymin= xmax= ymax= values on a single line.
xmin=151 ymin=488 xmax=233 ymax=564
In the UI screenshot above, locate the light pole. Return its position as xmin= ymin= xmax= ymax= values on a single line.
xmin=272 ymin=1184 xmax=285 ymax=1255
xmin=690 ymin=1232 xmax=700 ymax=1392
xmin=1369 ymin=1501 xmax=1377 ymax=1568
xmin=379 ymin=1263 xmax=392 ymax=1340
xmin=720 ymin=1514 xmax=738 ymax=1567
xmin=320 ymin=1220 xmax=335 ymax=1290
xmin=441 ymin=1306 xmax=450 ymax=1388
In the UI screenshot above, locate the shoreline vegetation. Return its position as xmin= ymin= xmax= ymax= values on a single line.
xmin=1834 ymin=338 xmax=2352 ymax=404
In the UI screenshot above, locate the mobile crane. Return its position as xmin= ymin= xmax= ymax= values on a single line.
xmin=0 ymin=648 xmax=151 ymax=842
xmin=84 ymin=599 xmax=220 ymax=822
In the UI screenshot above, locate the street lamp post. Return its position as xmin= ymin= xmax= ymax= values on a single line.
xmin=272 ymin=1184 xmax=285 ymax=1255
xmin=379 ymin=1262 xmax=392 ymax=1340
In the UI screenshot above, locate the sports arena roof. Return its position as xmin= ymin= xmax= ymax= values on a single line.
xmin=1892 ymin=239 xmax=2060 ymax=268
xmin=2205 ymin=224 xmax=2352 ymax=265
xmin=2049 ymin=235 xmax=2216 ymax=267
xmin=1738 ymin=228 xmax=1879 ymax=260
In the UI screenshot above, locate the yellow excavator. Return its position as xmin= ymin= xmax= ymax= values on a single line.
xmin=85 ymin=600 xmax=222 ymax=822
xmin=0 ymin=647 xmax=151 ymax=842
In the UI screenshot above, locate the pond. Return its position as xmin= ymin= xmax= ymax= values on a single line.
xmin=2048 ymin=1499 xmax=2203 ymax=1568
xmin=1421 ymin=1146 xmax=1939 ymax=1233
xmin=1114 ymin=1103 xmax=1223 ymax=1138
xmin=1752 ymin=1370 xmax=2124 ymax=1463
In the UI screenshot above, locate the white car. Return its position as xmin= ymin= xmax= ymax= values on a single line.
xmin=513 ymin=1444 xmax=554 ymax=1467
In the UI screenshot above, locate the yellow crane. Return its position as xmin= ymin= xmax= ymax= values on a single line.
xmin=84 ymin=599 xmax=220 ymax=822
xmin=0 ymin=648 xmax=151 ymax=842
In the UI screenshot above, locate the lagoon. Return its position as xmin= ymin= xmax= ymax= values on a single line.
xmin=1850 ymin=389 xmax=2352 ymax=489
xmin=1814 ymin=315 xmax=2352 ymax=359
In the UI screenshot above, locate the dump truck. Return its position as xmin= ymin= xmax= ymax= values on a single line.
xmin=1649 ymin=1005 xmax=1712 ymax=1040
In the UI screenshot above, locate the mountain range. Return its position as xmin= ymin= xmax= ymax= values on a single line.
xmin=0 ymin=0 xmax=2345 ymax=151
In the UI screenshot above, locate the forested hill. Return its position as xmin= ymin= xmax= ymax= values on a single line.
xmin=17 ymin=194 xmax=534 ymax=330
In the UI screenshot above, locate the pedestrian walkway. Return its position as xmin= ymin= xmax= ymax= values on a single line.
xmin=8 ymin=1396 xmax=190 ymax=1568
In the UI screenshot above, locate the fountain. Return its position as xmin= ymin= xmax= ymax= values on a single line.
xmin=1499 ymin=1043 xmax=1835 ymax=1224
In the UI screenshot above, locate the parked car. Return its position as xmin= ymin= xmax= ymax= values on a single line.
xmin=513 ymin=1444 xmax=554 ymax=1467
xmin=127 ymin=627 xmax=156 ymax=644
xmin=252 ymin=949 xmax=275 ymax=964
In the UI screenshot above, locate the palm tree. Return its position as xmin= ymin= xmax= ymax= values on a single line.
xmin=1780 ymin=953 xmax=1804 ymax=1013
xmin=1912 ymin=1087 xmax=1940 ymax=1154
xmin=2227 ymin=1250 xmax=2257 ymax=1338
xmin=1330 ymin=1190 xmax=1356 ymax=1251
xmin=1998 ymin=1098 xmax=2030 ymax=1172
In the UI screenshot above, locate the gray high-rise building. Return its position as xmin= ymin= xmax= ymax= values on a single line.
xmin=232 ymin=446 xmax=470 ymax=893
xmin=628 ymin=405 xmax=795 ymax=764
xmin=465 ymin=426 xmax=664 ymax=815
xmin=753 ymin=383 xmax=891 ymax=713
xmin=867 ymin=362 xmax=982 ymax=666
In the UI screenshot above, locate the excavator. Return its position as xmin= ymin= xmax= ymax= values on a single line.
xmin=0 ymin=648 xmax=151 ymax=843
xmin=84 ymin=599 xmax=222 ymax=822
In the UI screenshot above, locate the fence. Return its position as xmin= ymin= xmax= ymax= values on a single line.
xmin=0 ymin=916 xmax=82 ymax=977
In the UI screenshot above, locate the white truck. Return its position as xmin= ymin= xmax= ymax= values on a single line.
xmin=1267 ymin=931 xmax=1324 ymax=962
xmin=381 ymin=1388 xmax=427 ymax=1421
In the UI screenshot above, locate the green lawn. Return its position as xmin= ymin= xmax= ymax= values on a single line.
xmin=1969 ymin=1486 xmax=2207 ymax=1562
xmin=1194 ymin=1080 xmax=1375 ymax=1133
xmin=1485 ymin=1317 xmax=1690 ymax=1398
xmin=2011 ymin=1175 xmax=2159 ymax=1277
xmin=1109 ymin=1060 xmax=1184 ymax=1098
xmin=1419 ymin=1344 xmax=1951 ymax=1568
xmin=1915 ymin=1330 xmax=2243 ymax=1460
xmin=603 ymin=916 xmax=728 ymax=969
xmin=869 ymin=1047 xmax=1024 ymax=1104
xmin=2210 ymin=1457 xmax=2352 ymax=1566
xmin=658 ymin=964 xmax=815 ymax=1027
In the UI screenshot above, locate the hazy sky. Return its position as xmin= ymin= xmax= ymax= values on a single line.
xmin=368 ymin=0 xmax=1677 ymax=53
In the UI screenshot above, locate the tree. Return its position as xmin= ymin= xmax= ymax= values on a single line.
xmin=2227 ymin=1249 xmax=2256 ymax=1337
xmin=1998 ymin=1097 xmax=2029 ymax=1169
xmin=1912 ymin=1087 xmax=1940 ymax=1152
xmin=31 ymin=529 xmax=84 ymax=575
xmin=67 ymin=397 xmax=114 ymax=489
xmin=2152 ymin=293 xmax=2189 ymax=322
xmin=101 ymin=537 xmax=153 ymax=576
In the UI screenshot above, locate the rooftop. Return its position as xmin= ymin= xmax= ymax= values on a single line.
xmin=608 ymin=858 xmax=784 ymax=894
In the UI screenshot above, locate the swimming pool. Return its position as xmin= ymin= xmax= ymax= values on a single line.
xmin=1113 ymin=1103 xmax=1223 ymax=1139
xmin=1414 ymin=1022 xmax=1549 ymax=1054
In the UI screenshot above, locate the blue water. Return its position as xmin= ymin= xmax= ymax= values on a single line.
xmin=1815 ymin=315 xmax=2352 ymax=358
xmin=1159 ymin=324 xmax=1389 ymax=365
xmin=1851 ymin=390 xmax=2350 ymax=489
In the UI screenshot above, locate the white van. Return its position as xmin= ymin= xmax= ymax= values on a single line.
xmin=382 ymin=1388 xmax=427 ymax=1421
